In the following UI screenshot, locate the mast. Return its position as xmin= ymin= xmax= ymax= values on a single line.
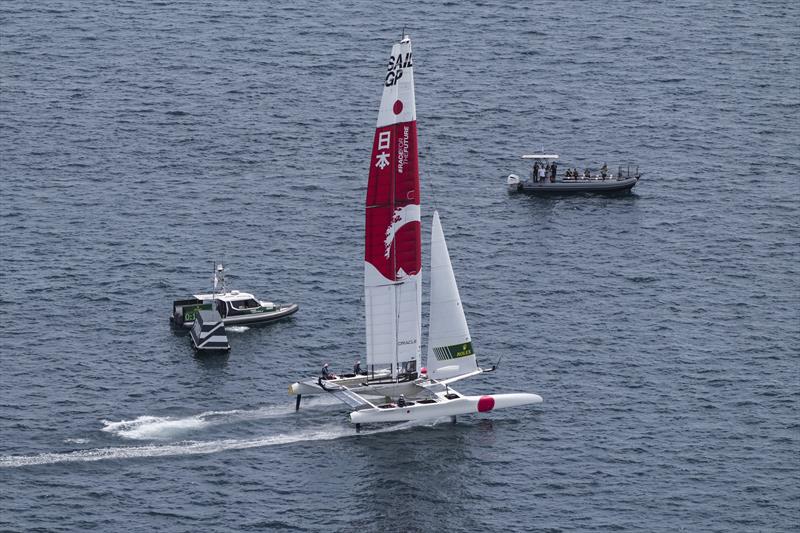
xmin=364 ymin=35 xmax=421 ymax=379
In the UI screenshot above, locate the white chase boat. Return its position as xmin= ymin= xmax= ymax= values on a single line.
xmin=171 ymin=263 xmax=299 ymax=328
xmin=289 ymin=35 xmax=542 ymax=429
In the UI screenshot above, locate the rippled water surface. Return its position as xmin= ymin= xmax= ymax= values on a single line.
xmin=1 ymin=1 xmax=798 ymax=531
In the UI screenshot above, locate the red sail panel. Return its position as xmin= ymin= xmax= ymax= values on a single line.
xmin=365 ymin=120 xmax=420 ymax=282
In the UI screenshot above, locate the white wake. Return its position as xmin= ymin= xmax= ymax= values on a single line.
xmin=101 ymin=397 xmax=344 ymax=440
xmin=0 ymin=422 xmax=419 ymax=468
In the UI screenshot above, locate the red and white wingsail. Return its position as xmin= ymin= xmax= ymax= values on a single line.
xmin=364 ymin=36 xmax=421 ymax=377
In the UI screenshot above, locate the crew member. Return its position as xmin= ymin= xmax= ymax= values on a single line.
xmin=601 ymin=163 xmax=608 ymax=179
xmin=532 ymin=161 xmax=540 ymax=182
xmin=354 ymin=360 xmax=365 ymax=375
xmin=550 ymin=161 xmax=557 ymax=183
xmin=321 ymin=363 xmax=335 ymax=380
xmin=398 ymin=394 xmax=407 ymax=407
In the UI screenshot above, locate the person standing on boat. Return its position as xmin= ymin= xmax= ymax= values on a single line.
xmin=532 ymin=161 xmax=540 ymax=182
xmin=550 ymin=161 xmax=557 ymax=183
xmin=601 ymin=163 xmax=608 ymax=179
xmin=538 ymin=165 xmax=546 ymax=182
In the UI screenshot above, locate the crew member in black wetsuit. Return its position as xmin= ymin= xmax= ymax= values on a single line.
xmin=550 ymin=161 xmax=558 ymax=183
xmin=532 ymin=161 xmax=540 ymax=183
xmin=354 ymin=360 xmax=365 ymax=375
xmin=398 ymin=395 xmax=407 ymax=407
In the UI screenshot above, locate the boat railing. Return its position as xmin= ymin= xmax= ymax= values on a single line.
xmin=617 ymin=164 xmax=640 ymax=179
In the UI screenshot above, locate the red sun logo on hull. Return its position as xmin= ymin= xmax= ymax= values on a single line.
xmin=477 ymin=396 xmax=495 ymax=413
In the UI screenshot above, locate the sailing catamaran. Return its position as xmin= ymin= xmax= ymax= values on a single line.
xmin=289 ymin=35 xmax=542 ymax=429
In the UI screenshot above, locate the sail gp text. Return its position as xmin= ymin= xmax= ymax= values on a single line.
xmin=385 ymin=52 xmax=412 ymax=87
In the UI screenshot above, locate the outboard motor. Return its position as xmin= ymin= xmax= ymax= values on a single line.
xmin=507 ymin=174 xmax=521 ymax=192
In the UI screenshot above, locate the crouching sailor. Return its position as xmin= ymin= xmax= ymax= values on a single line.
xmin=354 ymin=360 xmax=366 ymax=376
xmin=321 ymin=363 xmax=337 ymax=380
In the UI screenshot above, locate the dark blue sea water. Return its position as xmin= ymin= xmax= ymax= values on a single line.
xmin=1 ymin=1 xmax=798 ymax=531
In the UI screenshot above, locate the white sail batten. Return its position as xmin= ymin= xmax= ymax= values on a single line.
xmin=364 ymin=36 xmax=421 ymax=377
xmin=426 ymin=211 xmax=478 ymax=380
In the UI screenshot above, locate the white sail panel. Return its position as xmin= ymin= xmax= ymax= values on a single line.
xmin=364 ymin=266 xmax=421 ymax=371
xmin=365 ymin=280 xmax=396 ymax=363
xmin=376 ymin=36 xmax=416 ymax=128
xmin=426 ymin=211 xmax=478 ymax=380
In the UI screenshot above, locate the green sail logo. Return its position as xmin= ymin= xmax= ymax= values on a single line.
xmin=432 ymin=341 xmax=474 ymax=361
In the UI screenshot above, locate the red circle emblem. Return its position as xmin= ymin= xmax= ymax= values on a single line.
xmin=477 ymin=396 xmax=495 ymax=413
xmin=393 ymin=100 xmax=403 ymax=114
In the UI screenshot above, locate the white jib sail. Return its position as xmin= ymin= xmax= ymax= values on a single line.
xmin=426 ymin=211 xmax=478 ymax=380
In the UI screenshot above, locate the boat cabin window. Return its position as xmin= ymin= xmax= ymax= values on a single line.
xmin=231 ymin=298 xmax=261 ymax=310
